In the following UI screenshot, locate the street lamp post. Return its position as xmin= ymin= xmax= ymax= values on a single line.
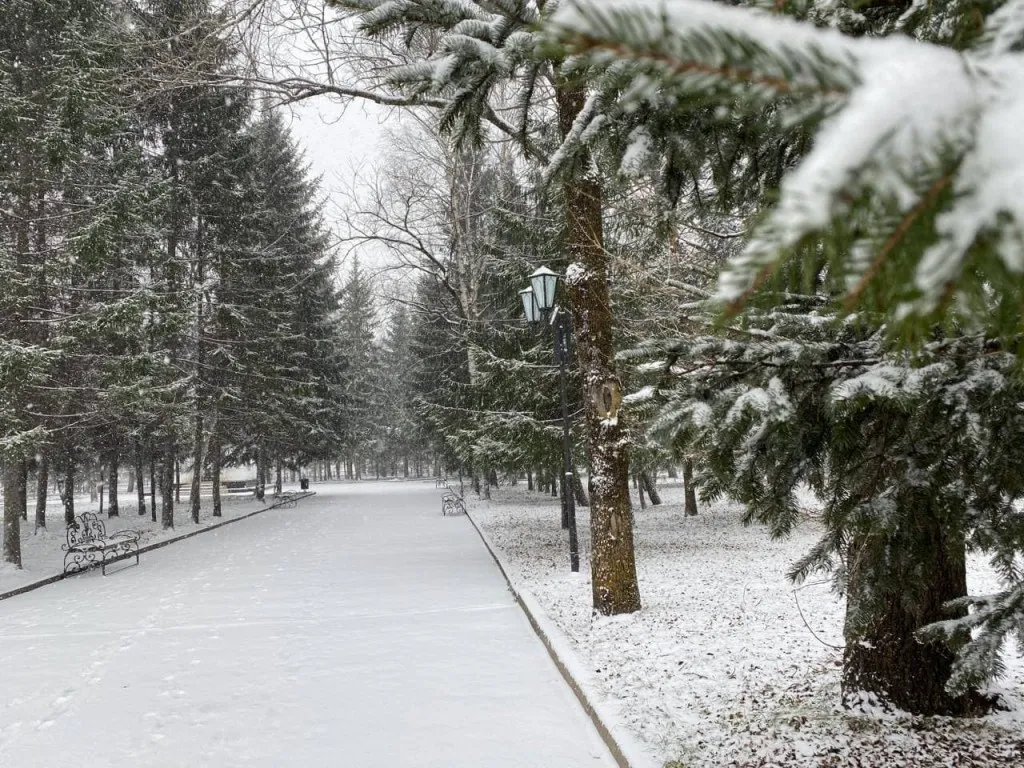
xmin=520 ymin=267 xmax=580 ymax=573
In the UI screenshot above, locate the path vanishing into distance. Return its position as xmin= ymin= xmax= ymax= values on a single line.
xmin=0 ymin=482 xmax=615 ymax=768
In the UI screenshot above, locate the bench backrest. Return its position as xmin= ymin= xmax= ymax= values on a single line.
xmin=66 ymin=512 xmax=107 ymax=548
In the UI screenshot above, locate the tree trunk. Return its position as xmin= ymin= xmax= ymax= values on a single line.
xmin=108 ymin=449 xmax=119 ymax=518
xmin=161 ymin=439 xmax=174 ymax=529
xmin=557 ymin=75 xmax=641 ymax=613
xmin=210 ymin=418 xmax=222 ymax=518
xmin=842 ymin=516 xmax=985 ymax=716
xmin=127 ymin=468 xmax=135 ymax=494
xmin=527 ymin=469 xmax=533 ymax=491
xmin=149 ymin=456 xmax=156 ymax=522
xmin=3 ymin=460 xmax=25 ymax=567
xmin=275 ymin=460 xmax=283 ymax=495
xmin=640 ymin=472 xmax=661 ymax=505
xmin=135 ymin=443 xmax=146 ymax=516
xmin=573 ymin=474 xmax=589 ymax=507
xmin=551 ymin=466 xmax=559 ymax=499
xmin=488 ymin=468 xmax=498 ymax=487
xmin=683 ymin=458 xmax=698 ymax=516
xmin=189 ymin=413 xmax=203 ymax=525
xmin=635 ymin=474 xmax=647 ymax=510
xmin=667 ymin=464 xmax=678 ymax=479
xmin=175 ymin=460 xmax=181 ymax=504
xmin=254 ymin=446 xmax=266 ymax=502
xmin=62 ymin=464 xmax=75 ymax=525
xmin=35 ymin=454 xmax=48 ymax=530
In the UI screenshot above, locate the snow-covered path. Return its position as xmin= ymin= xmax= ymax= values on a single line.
xmin=0 ymin=482 xmax=616 ymax=767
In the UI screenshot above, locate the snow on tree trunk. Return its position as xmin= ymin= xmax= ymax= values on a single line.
xmin=558 ymin=77 xmax=641 ymax=616
xmin=842 ymin=516 xmax=982 ymax=715
xmin=35 ymin=455 xmax=47 ymax=530
xmin=3 ymin=460 xmax=25 ymax=567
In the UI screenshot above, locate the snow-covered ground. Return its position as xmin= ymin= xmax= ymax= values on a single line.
xmin=0 ymin=487 xmax=270 ymax=594
xmin=0 ymin=481 xmax=616 ymax=767
xmin=468 ymin=481 xmax=1024 ymax=767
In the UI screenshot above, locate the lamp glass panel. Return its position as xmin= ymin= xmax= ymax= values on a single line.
xmin=519 ymin=287 xmax=539 ymax=323
xmin=530 ymin=266 xmax=559 ymax=311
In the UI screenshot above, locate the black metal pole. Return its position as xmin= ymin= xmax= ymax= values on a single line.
xmin=556 ymin=313 xmax=580 ymax=573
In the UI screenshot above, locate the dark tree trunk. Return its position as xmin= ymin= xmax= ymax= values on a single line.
xmin=635 ymin=474 xmax=647 ymax=510
xmin=35 ymin=454 xmax=48 ymax=530
xmin=254 ymin=446 xmax=266 ymax=502
xmin=149 ymin=457 xmax=156 ymax=522
xmin=127 ymin=467 xmax=135 ymax=493
xmin=3 ymin=460 xmax=25 ymax=567
xmin=135 ymin=443 xmax=146 ymax=516
xmin=161 ymin=440 xmax=174 ymax=529
xmin=108 ymin=450 xmax=119 ymax=518
xmin=403 ymin=456 xmax=409 ymax=478
xmin=640 ymin=472 xmax=661 ymax=506
xmin=683 ymin=459 xmax=698 ymax=516
xmin=190 ymin=413 xmax=203 ymax=524
xmin=488 ymin=468 xmax=498 ymax=487
xmin=18 ymin=464 xmax=27 ymax=521
xmin=551 ymin=466 xmax=559 ymax=498
xmin=62 ymin=464 xmax=75 ymax=525
xmin=842 ymin=516 xmax=984 ymax=715
xmin=573 ymin=474 xmax=590 ymax=507
xmin=275 ymin=460 xmax=283 ymax=495
xmin=527 ymin=469 xmax=533 ymax=491
xmin=667 ymin=464 xmax=678 ymax=479
xmin=175 ymin=460 xmax=181 ymax=504
xmin=210 ymin=419 xmax=222 ymax=518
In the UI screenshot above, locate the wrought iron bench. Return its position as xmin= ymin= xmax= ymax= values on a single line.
xmin=441 ymin=490 xmax=465 ymax=516
xmin=63 ymin=512 xmax=141 ymax=576
xmin=273 ymin=490 xmax=302 ymax=508
xmin=435 ymin=477 xmax=447 ymax=488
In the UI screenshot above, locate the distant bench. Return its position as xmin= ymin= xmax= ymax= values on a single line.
xmin=63 ymin=512 xmax=141 ymax=576
xmin=441 ymin=490 xmax=465 ymax=516
xmin=272 ymin=490 xmax=303 ymax=508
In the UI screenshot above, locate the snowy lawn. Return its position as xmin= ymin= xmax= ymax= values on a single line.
xmin=0 ymin=488 xmax=282 ymax=594
xmin=468 ymin=481 xmax=1024 ymax=767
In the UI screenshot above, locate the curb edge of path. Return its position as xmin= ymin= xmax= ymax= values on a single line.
xmin=462 ymin=503 xmax=662 ymax=768
xmin=0 ymin=492 xmax=316 ymax=604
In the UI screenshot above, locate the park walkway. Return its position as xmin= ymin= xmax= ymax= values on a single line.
xmin=0 ymin=481 xmax=616 ymax=767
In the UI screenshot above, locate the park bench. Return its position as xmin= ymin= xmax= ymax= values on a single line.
xmin=441 ymin=490 xmax=465 ymax=516
xmin=63 ymin=512 xmax=141 ymax=576
xmin=273 ymin=490 xmax=302 ymax=508
xmin=435 ymin=477 xmax=447 ymax=488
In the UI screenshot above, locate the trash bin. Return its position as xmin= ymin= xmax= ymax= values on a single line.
xmin=300 ymin=478 xmax=309 ymax=491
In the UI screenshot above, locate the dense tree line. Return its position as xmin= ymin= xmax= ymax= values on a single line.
xmin=0 ymin=0 xmax=349 ymax=566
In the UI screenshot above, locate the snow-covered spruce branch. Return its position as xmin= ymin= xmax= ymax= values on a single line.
xmin=549 ymin=0 xmax=1024 ymax=334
